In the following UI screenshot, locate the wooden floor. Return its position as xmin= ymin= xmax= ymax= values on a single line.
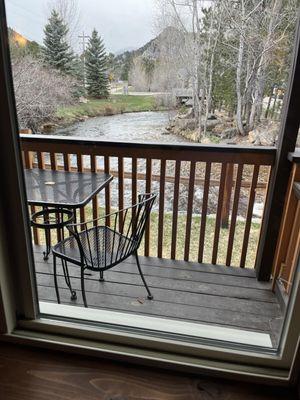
xmin=0 ymin=343 xmax=297 ymax=400
xmin=33 ymin=245 xmax=283 ymax=347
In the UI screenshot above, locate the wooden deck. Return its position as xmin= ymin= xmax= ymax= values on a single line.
xmin=33 ymin=245 xmax=283 ymax=347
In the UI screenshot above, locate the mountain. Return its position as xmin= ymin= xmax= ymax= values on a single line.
xmin=8 ymin=28 xmax=42 ymax=57
xmin=114 ymin=46 xmax=137 ymax=56
xmin=8 ymin=28 xmax=29 ymax=47
xmin=109 ymin=27 xmax=180 ymax=81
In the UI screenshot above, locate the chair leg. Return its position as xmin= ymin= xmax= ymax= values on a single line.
xmin=53 ymin=255 xmax=60 ymax=304
xmin=99 ymin=270 xmax=104 ymax=282
xmin=62 ymin=259 xmax=77 ymax=301
xmin=81 ymin=267 xmax=88 ymax=308
xmin=134 ymin=251 xmax=153 ymax=300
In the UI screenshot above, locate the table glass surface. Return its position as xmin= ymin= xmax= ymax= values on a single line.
xmin=25 ymin=169 xmax=112 ymax=208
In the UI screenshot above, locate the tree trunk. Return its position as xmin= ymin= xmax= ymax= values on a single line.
xmin=236 ymin=30 xmax=245 ymax=135
xmin=249 ymin=0 xmax=282 ymax=130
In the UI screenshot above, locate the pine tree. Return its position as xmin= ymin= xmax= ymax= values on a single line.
xmin=43 ymin=10 xmax=73 ymax=73
xmin=85 ymin=29 xmax=109 ymax=98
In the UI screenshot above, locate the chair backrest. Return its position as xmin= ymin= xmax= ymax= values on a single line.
xmin=67 ymin=193 xmax=157 ymax=269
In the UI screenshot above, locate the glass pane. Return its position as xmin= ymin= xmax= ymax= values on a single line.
xmin=5 ymin=0 xmax=300 ymax=352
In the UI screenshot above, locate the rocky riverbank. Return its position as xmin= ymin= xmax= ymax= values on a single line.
xmin=166 ymin=109 xmax=279 ymax=146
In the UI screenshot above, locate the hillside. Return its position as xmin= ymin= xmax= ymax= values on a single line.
xmin=109 ymin=27 xmax=181 ymax=82
xmin=8 ymin=28 xmax=41 ymax=57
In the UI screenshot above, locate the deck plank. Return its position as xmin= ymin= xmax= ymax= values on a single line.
xmin=36 ymin=272 xmax=281 ymax=317
xmin=33 ymin=245 xmax=283 ymax=345
xmin=34 ymin=260 xmax=277 ymax=303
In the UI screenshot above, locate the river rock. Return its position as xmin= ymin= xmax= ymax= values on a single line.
xmin=79 ymin=96 xmax=88 ymax=103
xmin=42 ymin=123 xmax=58 ymax=132
xmin=78 ymin=115 xmax=89 ymax=122
xmin=220 ymin=127 xmax=238 ymax=139
xmin=248 ymin=121 xmax=279 ymax=146
xmin=205 ymin=119 xmax=219 ymax=131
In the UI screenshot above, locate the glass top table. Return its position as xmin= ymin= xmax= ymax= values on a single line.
xmin=25 ymin=169 xmax=113 ymax=208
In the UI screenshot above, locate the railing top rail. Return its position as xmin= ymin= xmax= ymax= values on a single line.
xmin=288 ymin=149 xmax=300 ymax=163
xmin=20 ymin=134 xmax=276 ymax=165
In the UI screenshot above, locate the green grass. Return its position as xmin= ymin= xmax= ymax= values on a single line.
xmin=56 ymin=95 xmax=167 ymax=125
xmin=39 ymin=206 xmax=260 ymax=269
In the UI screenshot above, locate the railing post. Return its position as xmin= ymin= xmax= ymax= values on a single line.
xmin=255 ymin=18 xmax=300 ymax=281
xmin=221 ymin=163 xmax=234 ymax=229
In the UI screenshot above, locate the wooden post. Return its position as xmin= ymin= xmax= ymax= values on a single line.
xmin=20 ymin=129 xmax=33 ymax=168
xmin=272 ymin=163 xmax=300 ymax=292
xmin=221 ymin=163 xmax=234 ymax=229
xmin=256 ymin=17 xmax=300 ymax=281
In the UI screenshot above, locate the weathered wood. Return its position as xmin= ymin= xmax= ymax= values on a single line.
xmin=144 ymin=158 xmax=152 ymax=256
xmin=118 ymin=157 xmax=124 ymax=231
xmin=24 ymin=150 xmax=39 ymax=244
xmin=171 ymin=160 xmax=181 ymax=259
xmin=22 ymin=138 xmax=272 ymax=269
xmin=23 ymin=150 xmax=33 ymax=169
xmin=33 ymin=246 xmax=282 ymax=336
xmin=29 ymin=162 xmax=269 ymax=190
xmin=226 ymin=164 xmax=243 ymax=266
xmin=198 ymin=162 xmax=211 ymax=263
xmin=184 ymin=161 xmax=196 ymax=261
xmin=20 ymin=135 xmax=276 ymax=165
xmin=104 ymin=156 xmax=111 ymax=226
xmin=131 ymin=157 xmax=137 ymax=206
xmin=37 ymin=151 xmax=45 ymax=169
xmin=221 ymin=163 xmax=234 ymax=228
xmin=77 ymin=153 xmax=85 ymax=230
xmin=90 ymin=155 xmax=98 ymax=225
xmin=281 ymin=200 xmax=300 ymax=293
xmin=49 ymin=152 xmax=61 ymax=241
xmin=63 ymin=153 xmax=70 ymax=171
xmin=212 ymin=163 xmax=227 ymax=264
xmin=36 ymin=272 xmax=280 ymax=317
xmin=50 ymin=152 xmax=57 ymax=170
xmin=157 ymin=159 xmax=166 ymax=258
xmin=272 ymin=164 xmax=300 ymax=290
xmin=240 ymin=165 xmax=260 ymax=268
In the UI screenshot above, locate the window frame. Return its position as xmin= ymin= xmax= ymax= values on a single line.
xmin=0 ymin=0 xmax=300 ymax=385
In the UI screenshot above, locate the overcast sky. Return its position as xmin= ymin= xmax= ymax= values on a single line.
xmin=5 ymin=0 xmax=157 ymax=53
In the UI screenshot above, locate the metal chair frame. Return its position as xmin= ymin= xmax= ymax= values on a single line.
xmin=52 ymin=193 xmax=157 ymax=307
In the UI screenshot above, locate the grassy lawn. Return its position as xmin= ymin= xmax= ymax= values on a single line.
xmin=56 ymin=95 xmax=167 ymax=125
xmin=39 ymin=206 xmax=260 ymax=270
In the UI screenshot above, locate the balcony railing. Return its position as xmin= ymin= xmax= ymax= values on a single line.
xmin=20 ymin=134 xmax=276 ymax=269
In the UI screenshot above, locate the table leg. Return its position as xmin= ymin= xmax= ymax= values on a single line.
xmin=43 ymin=228 xmax=51 ymax=261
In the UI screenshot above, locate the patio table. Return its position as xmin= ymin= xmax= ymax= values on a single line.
xmin=25 ymin=169 xmax=113 ymax=260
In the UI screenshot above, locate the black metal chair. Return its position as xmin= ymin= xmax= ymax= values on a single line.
xmin=52 ymin=193 xmax=157 ymax=307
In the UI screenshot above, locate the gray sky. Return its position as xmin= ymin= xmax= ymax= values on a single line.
xmin=5 ymin=0 xmax=157 ymax=53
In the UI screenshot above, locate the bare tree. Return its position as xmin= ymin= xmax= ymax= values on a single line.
xmin=12 ymin=55 xmax=76 ymax=131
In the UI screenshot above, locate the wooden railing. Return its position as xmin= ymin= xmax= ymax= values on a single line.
xmin=20 ymin=135 xmax=275 ymax=268
xmin=272 ymin=152 xmax=300 ymax=294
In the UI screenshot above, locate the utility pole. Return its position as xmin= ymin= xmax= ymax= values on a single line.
xmin=78 ymin=32 xmax=90 ymax=89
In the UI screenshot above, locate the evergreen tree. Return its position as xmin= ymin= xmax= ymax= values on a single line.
xmin=43 ymin=10 xmax=73 ymax=73
xmin=85 ymin=29 xmax=109 ymax=98
xmin=69 ymin=55 xmax=86 ymax=98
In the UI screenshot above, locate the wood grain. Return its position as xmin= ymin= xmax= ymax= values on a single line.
xmin=33 ymin=246 xmax=282 ymax=340
xmin=0 ymin=343 xmax=295 ymax=400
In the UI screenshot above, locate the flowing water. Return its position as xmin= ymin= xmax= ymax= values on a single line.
xmin=53 ymin=111 xmax=187 ymax=144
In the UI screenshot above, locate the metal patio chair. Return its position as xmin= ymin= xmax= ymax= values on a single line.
xmin=52 ymin=193 xmax=157 ymax=307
